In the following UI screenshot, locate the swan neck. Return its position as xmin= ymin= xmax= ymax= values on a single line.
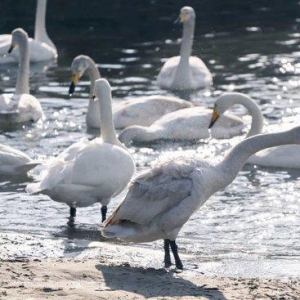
xmin=223 ymin=95 xmax=264 ymax=138
xmin=179 ymin=20 xmax=194 ymax=61
xmin=217 ymin=130 xmax=299 ymax=185
xmin=87 ymin=61 xmax=101 ymax=98
xmin=98 ymin=89 xmax=119 ymax=144
xmin=34 ymin=0 xmax=55 ymax=50
xmin=16 ymin=38 xmax=29 ymax=94
xmin=242 ymin=98 xmax=264 ymax=138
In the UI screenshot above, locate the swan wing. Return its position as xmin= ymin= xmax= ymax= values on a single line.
xmin=157 ymin=56 xmax=180 ymax=88
xmin=104 ymin=159 xmax=194 ymax=226
xmin=113 ymin=95 xmax=192 ymax=128
xmin=26 ymin=138 xmax=90 ymax=193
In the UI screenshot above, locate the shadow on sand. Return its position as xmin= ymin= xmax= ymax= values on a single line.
xmin=96 ymin=263 xmax=228 ymax=299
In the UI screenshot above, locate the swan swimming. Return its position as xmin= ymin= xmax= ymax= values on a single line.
xmin=0 ymin=0 xmax=57 ymax=63
xmin=209 ymin=92 xmax=300 ymax=168
xmin=102 ymin=125 xmax=300 ymax=269
xmin=0 ymin=144 xmax=39 ymax=176
xmin=26 ymin=79 xmax=135 ymax=225
xmin=157 ymin=6 xmax=212 ymax=91
xmin=0 ymin=28 xmax=44 ymax=125
xmin=69 ymin=55 xmax=193 ymax=129
xmin=118 ymin=93 xmax=247 ymax=146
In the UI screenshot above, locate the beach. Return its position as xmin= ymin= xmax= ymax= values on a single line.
xmin=0 ymin=231 xmax=299 ymax=300
xmin=1 ymin=258 xmax=299 ymax=300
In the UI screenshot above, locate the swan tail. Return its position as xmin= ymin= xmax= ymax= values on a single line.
xmin=101 ymin=223 xmax=136 ymax=240
xmin=26 ymin=182 xmax=43 ymax=194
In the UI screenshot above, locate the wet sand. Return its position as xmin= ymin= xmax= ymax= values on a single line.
xmin=1 ymin=257 xmax=299 ymax=300
xmin=0 ymin=232 xmax=299 ymax=299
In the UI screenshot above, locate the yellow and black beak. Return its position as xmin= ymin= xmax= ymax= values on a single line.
xmin=68 ymin=74 xmax=80 ymax=96
xmin=209 ymin=107 xmax=220 ymax=129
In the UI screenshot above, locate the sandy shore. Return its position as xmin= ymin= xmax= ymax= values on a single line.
xmin=0 ymin=232 xmax=299 ymax=299
xmin=0 ymin=257 xmax=299 ymax=300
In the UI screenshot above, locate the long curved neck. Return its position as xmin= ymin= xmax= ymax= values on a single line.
xmin=216 ymin=129 xmax=300 ymax=188
xmin=119 ymin=126 xmax=162 ymax=146
xmin=86 ymin=59 xmax=101 ymax=126
xmin=179 ymin=19 xmax=195 ymax=63
xmin=34 ymin=0 xmax=56 ymax=50
xmin=98 ymin=89 xmax=119 ymax=145
xmin=173 ymin=19 xmax=195 ymax=87
xmin=227 ymin=94 xmax=264 ymax=138
xmin=86 ymin=59 xmax=101 ymax=99
xmin=15 ymin=37 xmax=29 ymax=94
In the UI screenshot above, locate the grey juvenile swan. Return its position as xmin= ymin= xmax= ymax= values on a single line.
xmin=102 ymin=125 xmax=300 ymax=269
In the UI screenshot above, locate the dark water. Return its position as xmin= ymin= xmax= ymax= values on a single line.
xmin=0 ymin=1 xmax=300 ymax=277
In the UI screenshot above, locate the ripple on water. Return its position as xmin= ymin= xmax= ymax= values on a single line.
xmin=0 ymin=25 xmax=300 ymax=277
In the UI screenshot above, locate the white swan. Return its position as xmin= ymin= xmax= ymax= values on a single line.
xmin=26 ymin=79 xmax=135 ymax=225
xmin=0 ymin=28 xmax=44 ymax=125
xmin=0 ymin=0 xmax=57 ymax=63
xmin=0 ymin=144 xmax=39 ymax=176
xmin=157 ymin=6 xmax=212 ymax=91
xmin=118 ymin=93 xmax=247 ymax=146
xmin=209 ymin=92 xmax=300 ymax=168
xmin=69 ymin=55 xmax=193 ymax=129
xmin=102 ymin=125 xmax=300 ymax=269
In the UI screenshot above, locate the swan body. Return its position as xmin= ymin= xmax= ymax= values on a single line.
xmin=69 ymin=55 xmax=193 ymax=129
xmin=209 ymin=92 xmax=300 ymax=168
xmin=26 ymin=79 xmax=135 ymax=224
xmin=113 ymin=96 xmax=193 ymax=129
xmin=0 ymin=0 xmax=57 ymax=63
xmin=0 ymin=144 xmax=39 ymax=175
xmin=0 ymin=29 xmax=44 ymax=124
xmin=118 ymin=93 xmax=247 ymax=146
xmin=157 ymin=6 xmax=212 ymax=91
xmin=102 ymin=126 xmax=300 ymax=269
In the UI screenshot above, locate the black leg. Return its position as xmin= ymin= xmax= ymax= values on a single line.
xmin=101 ymin=206 xmax=107 ymax=222
xmin=67 ymin=206 xmax=76 ymax=227
xmin=164 ymin=239 xmax=172 ymax=268
xmin=170 ymin=240 xmax=183 ymax=270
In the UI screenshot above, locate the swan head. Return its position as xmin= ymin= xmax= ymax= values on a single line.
xmin=8 ymin=28 xmax=28 ymax=53
xmin=93 ymin=78 xmax=112 ymax=103
xmin=179 ymin=6 xmax=196 ymax=24
xmin=209 ymin=92 xmax=250 ymax=129
xmin=69 ymin=55 xmax=94 ymax=95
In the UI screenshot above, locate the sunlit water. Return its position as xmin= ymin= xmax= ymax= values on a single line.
xmin=1 ymin=22 xmax=300 ymax=278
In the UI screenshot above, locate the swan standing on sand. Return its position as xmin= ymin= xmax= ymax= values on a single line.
xmin=26 ymin=79 xmax=135 ymax=225
xmin=102 ymin=126 xmax=300 ymax=269
xmin=209 ymin=92 xmax=300 ymax=168
xmin=157 ymin=6 xmax=212 ymax=91
xmin=118 ymin=93 xmax=247 ymax=146
xmin=0 ymin=144 xmax=39 ymax=176
xmin=0 ymin=0 xmax=57 ymax=63
xmin=69 ymin=55 xmax=193 ymax=129
xmin=0 ymin=28 xmax=44 ymax=125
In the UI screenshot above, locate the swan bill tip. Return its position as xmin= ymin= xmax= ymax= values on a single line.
xmin=68 ymin=82 xmax=75 ymax=96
